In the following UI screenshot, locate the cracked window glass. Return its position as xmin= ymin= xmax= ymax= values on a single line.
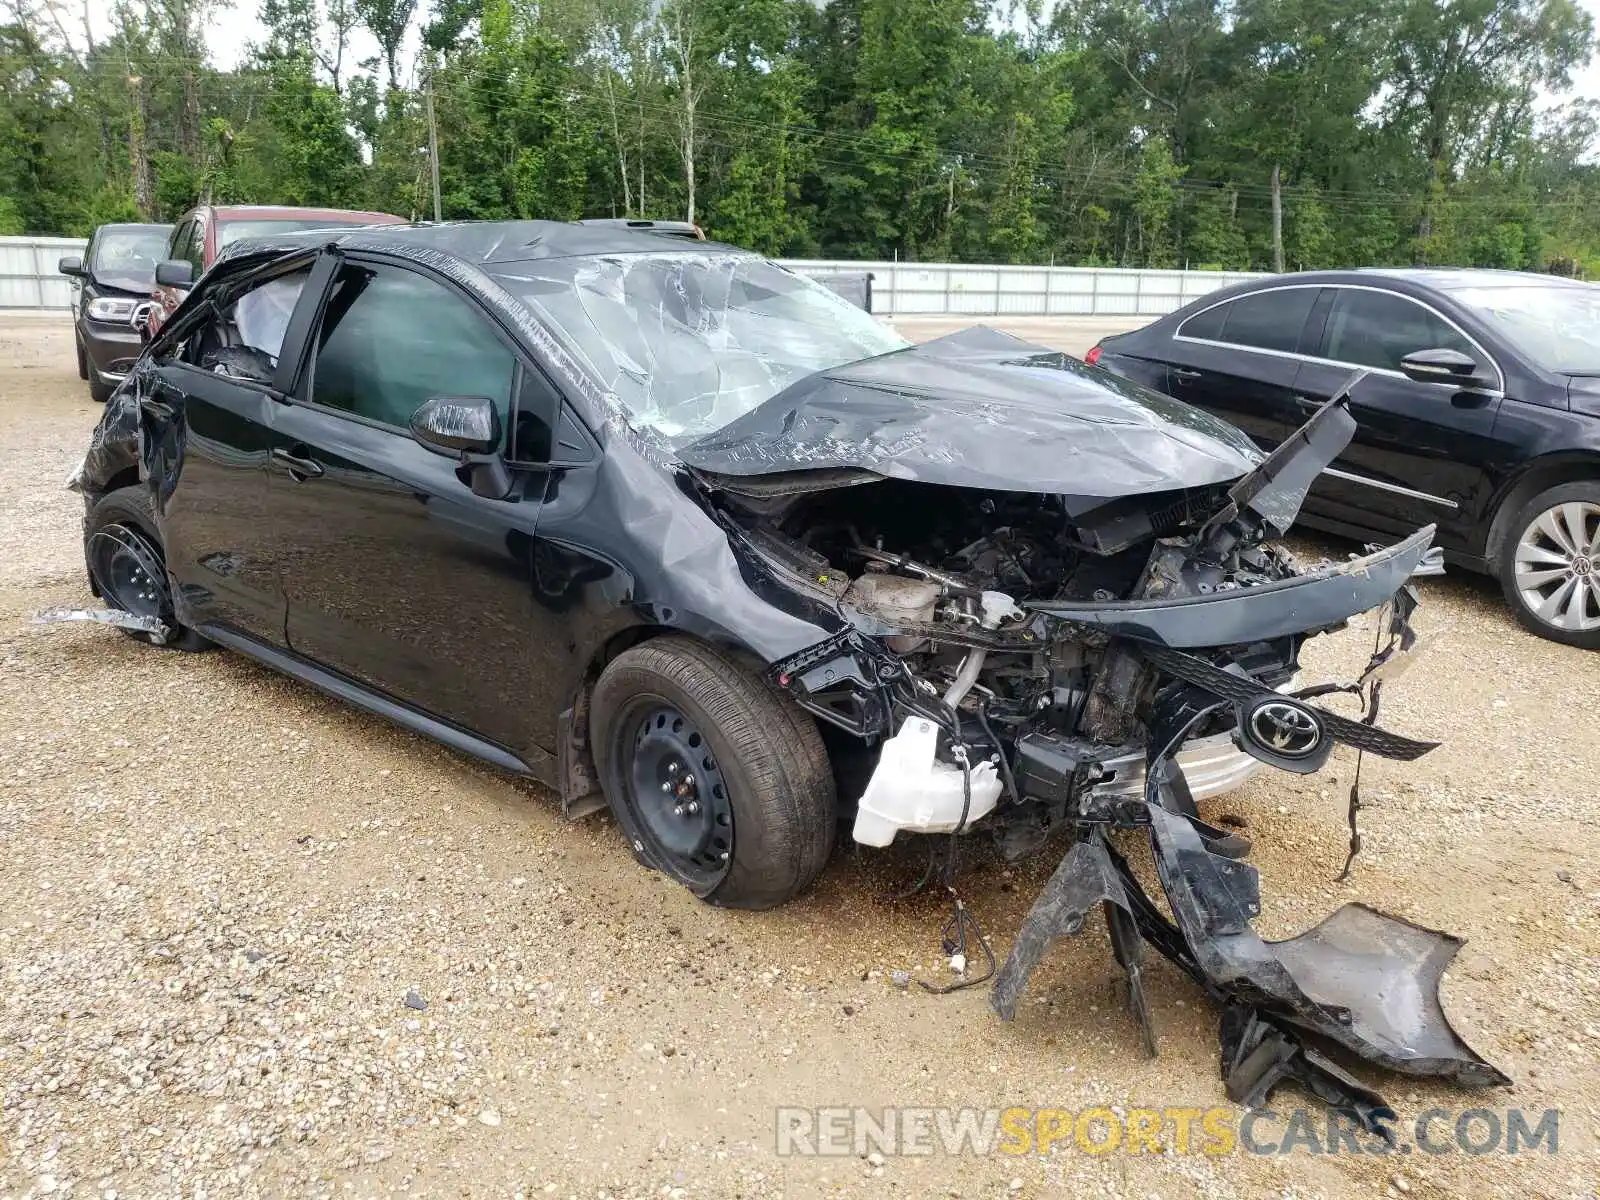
xmin=502 ymin=253 xmax=909 ymax=445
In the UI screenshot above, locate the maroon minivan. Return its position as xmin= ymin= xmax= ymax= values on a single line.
xmin=148 ymin=205 xmax=407 ymax=334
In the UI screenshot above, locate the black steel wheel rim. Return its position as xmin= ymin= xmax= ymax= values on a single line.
xmin=89 ymin=524 xmax=171 ymax=621
xmin=624 ymin=704 xmax=733 ymax=888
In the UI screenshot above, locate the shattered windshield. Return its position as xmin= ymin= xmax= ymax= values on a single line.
xmin=1451 ymin=283 xmax=1600 ymax=374
xmin=501 ymin=252 xmax=910 ymax=444
xmin=92 ymin=230 xmax=168 ymax=273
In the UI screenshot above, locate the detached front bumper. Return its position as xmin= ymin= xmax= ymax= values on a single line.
xmin=992 ymin=565 xmax=1508 ymax=1130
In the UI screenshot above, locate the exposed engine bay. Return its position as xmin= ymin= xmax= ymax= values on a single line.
xmin=697 ymin=388 xmax=1506 ymax=1132
xmin=721 ymin=475 xmax=1312 ymax=842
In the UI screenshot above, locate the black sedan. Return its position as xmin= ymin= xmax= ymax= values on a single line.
xmin=1089 ymin=268 xmax=1600 ymax=647
xmin=58 ymin=223 xmax=171 ymax=401
xmin=66 ymin=221 xmax=1498 ymax=1115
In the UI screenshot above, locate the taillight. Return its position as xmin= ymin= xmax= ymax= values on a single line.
xmin=1085 ymin=345 xmax=1103 ymax=366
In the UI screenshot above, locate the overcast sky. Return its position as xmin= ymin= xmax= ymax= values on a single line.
xmin=98 ymin=0 xmax=1600 ymax=107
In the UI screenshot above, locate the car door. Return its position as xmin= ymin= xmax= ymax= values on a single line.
xmin=144 ymin=257 xmax=321 ymax=645
xmin=1162 ymin=285 xmax=1322 ymax=448
xmin=1291 ymin=285 xmax=1504 ymax=549
xmin=152 ymin=216 xmax=197 ymax=330
xmin=269 ymin=254 xmax=553 ymax=758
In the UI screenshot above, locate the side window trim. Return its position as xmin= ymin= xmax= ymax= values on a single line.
xmin=510 ymin=358 xmax=593 ymax=467
xmin=1298 ymin=288 xmax=1335 ymax=356
xmin=1174 ymin=282 xmax=1505 ymax=393
xmin=272 ymin=250 xmax=341 ymax=395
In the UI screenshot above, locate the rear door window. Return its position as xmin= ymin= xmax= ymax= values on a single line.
xmin=1319 ymin=288 xmax=1478 ymax=372
xmin=1177 ymin=302 xmax=1227 ymax=341
xmin=1180 ymin=289 xmax=1317 ymax=354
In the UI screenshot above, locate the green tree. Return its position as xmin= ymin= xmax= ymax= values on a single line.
xmin=1131 ymin=134 xmax=1184 ymax=266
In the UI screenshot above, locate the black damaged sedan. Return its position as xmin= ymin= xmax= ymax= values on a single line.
xmin=68 ymin=221 xmax=1505 ymax=1120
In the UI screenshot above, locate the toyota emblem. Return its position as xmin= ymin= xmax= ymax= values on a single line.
xmin=1248 ymin=699 xmax=1324 ymax=759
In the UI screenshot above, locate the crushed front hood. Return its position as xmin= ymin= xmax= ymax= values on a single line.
xmin=90 ymin=269 xmax=156 ymax=297
xmin=679 ymin=327 xmax=1263 ymax=506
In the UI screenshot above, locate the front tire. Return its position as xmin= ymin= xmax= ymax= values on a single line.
xmin=85 ymin=486 xmax=209 ymax=650
xmin=591 ymin=636 xmax=836 ymax=910
xmin=75 ymin=335 xmax=88 ymax=380
xmin=87 ymin=364 xmax=115 ymax=403
xmin=1499 ymin=481 xmax=1600 ymax=649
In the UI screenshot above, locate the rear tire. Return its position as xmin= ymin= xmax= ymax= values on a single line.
xmin=591 ymin=636 xmax=835 ymax=910
xmin=85 ymin=486 xmax=209 ymax=651
xmin=1498 ymin=481 xmax=1600 ymax=649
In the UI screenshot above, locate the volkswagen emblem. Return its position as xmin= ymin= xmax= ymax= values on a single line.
xmin=1247 ymin=699 xmax=1324 ymax=759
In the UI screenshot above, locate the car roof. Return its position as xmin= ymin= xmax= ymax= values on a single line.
xmin=225 ymin=219 xmax=744 ymax=267
xmin=205 ymin=205 xmax=407 ymax=223
xmin=1225 ymin=267 xmax=1590 ymax=294
xmin=1350 ymin=266 xmax=1592 ymax=291
xmin=94 ymin=223 xmax=171 ymax=233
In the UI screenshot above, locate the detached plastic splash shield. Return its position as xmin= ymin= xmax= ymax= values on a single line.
xmin=1144 ymin=805 xmax=1506 ymax=1085
xmin=993 ymin=806 xmax=1507 ymax=1127
xmin=34 ymin=605 xmax=170 ymax=643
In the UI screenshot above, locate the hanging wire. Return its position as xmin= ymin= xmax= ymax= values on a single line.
xmin=916 ymin=747 xmax=998 ymax=995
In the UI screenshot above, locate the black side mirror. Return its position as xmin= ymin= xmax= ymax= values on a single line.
xmin=58 ymin=256 xmax=86 ymax=277
xmin=155 ymin=259 xmax=194 ymax=288
xmin=1399 ymin=347 xmax=1493 ymax=389
xmin=411 ymin=395 xmax=514 ymax=499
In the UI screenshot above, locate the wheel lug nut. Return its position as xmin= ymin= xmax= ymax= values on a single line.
xmin=660 ymin=781 xmax=673 ymax=793
xmin=686 ymin=801 xmax=700 ymax=815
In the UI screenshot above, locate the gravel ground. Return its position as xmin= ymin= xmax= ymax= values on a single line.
xmin=1 ymin=314 xmax=1597 ymax=1199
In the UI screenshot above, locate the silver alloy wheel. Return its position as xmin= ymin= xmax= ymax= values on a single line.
xmin=1513 ymin=501 xmax=1600 ymax=632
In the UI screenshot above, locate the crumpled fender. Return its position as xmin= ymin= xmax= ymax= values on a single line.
xmin=68 ymin=380 xmax=143 ymax=497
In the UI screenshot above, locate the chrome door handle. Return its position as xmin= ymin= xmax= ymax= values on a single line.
xmin=1172 ymin=367 xmax=1202 ymax=382
xmin=272 ymin=446 xmax=324 ymax=480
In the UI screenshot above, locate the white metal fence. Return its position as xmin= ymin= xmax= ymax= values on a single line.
xmin=780 ymin=260 xmax=1268 ymax=316
xmin=0 ymin=234 xmax=1266 ymax=316
xmin=1 ymin=236 xmax=87 ymax=310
